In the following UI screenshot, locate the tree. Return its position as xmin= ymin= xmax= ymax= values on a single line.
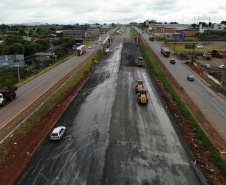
xmin=4 ymin=35 xmax=23 ymax=45
xmin=28 ymin=30 xmax=33 ymax=36
xmin=191 ymin=24 xmax=197 ymax=28
xmin=49 ymin=27 xmax=56 ymax=32
xmin=220 ymin=21 xmax=226 ymax=25
xmin=18 ymin=29 xmax=27 ymax=35
xmin=0 ymin=24 xmax=8 ymax=32
xmin=2 ymin=43 xmax=25 ymax=55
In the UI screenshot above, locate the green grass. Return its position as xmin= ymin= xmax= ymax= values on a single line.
xmin=131 ymin=27 xmax=138 ymax=38
xmin=139 ymin=45 xmax=226 ymax=178
xmin=0 ymin=51 xmax=103 ymax=164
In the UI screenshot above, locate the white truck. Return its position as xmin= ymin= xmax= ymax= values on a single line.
xmin=0 ymin=86 xmax=17 ymax=106
xmin=77 ymin=45 xmax=86 ymax=56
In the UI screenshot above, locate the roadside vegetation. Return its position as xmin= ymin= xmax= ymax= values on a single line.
xmin=139 ymin=45 xmax=226 ymax=178
xmin=131 ymin=27 xmax=138 ymax=38
xmin=0 ymin=50 xmax=103 ymax=164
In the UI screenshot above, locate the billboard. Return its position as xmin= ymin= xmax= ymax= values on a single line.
xmin=0 ymin=55 xmax=25 ymax=68
xmin=167 ymin=33 xmax=185 ymax=39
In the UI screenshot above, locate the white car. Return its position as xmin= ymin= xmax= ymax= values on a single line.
xmin=196 ymin=44 xmax=204 ymax=48
xmin=88 ymin=46 xmax=91 ymax=49
xmin=50 ymin=126 xmax=66 ymax=140
xmin=218 ymin=65 xmax=226 ymax=69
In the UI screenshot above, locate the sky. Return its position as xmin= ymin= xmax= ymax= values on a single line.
xmin=0 ymin=0 xmax=225 ymax=25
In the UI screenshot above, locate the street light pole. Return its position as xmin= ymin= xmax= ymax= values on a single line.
xmin=220 ymin=58 xmax=225 ymax=89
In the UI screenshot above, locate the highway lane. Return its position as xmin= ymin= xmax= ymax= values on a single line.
xmin=14 ymin=27 xmax=205 ymax=185
xmin=137 ymin=28 xmax=226 ymax=141
xmin=0 ymin=29 xmax=116 ymax=141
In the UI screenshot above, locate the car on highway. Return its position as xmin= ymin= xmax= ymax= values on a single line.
xmin=205 ymin=64 xmax=212 ymax=69
xmin=196 ymin=44 xmax=204 ymax=48
xmin=218 ymin=65 xmax=226 ymax=69
xmin=187 ymin=76 xmax=194 ymax=81
xmin=50 ymin=126 xmax=66 ymax=140
xmin=170 ymin=59 xmax=176 ymax=64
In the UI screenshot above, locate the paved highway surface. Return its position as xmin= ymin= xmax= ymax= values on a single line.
xmin=136 ymin=28 xmax=226 ymax=142
xmin=14 ymin=27 xmax=206 ymax=185
xmin=0 ymin=29 xmax=115 ymax=142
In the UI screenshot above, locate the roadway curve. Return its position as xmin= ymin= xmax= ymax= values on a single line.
xmin=14 ymin=27 xmax=205 ymax=185
xmin=0 ymin=30 xmax=116 ymax=142
xmin=136 ymin=28 xmax=226 ymax=142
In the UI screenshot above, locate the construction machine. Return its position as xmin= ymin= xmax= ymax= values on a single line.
xmin=137 ymin=57 xmax=144 ymax=66
xmin=137 ymin=89 xmax=148 ymax=104
xmin=135 ymin=80 xmax=144 ymax=93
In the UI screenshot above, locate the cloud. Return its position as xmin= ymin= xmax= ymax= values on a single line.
xmin=0 ymin=0 xmax=225 ymax=24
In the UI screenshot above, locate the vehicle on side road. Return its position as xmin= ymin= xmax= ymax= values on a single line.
xmin=88 ymin=46 xmax=91 ymax=49
xmin=50 ymin=126 xmax=66 ymax=141
xmin=77 ymin=45 xmax=86 ymax=56
xmin=137 ymin=57 xmax=144 ymax=66
xmin=137 ymin=89 xmax=148 ymax=104
xmin=161 ymin=47 xmax=171 ymax=57
xmin=149 ymin=35 xmax=154 ymax=41
xmin=0 ymin=86 xmax=17 ymax=106
xmin=170 ymin=59 xmax=176 ymax=64
xmin=205 ymin=64 xmax=212 ymax=69
xmin=203 ymin=52 xmax=211 ymax=60
xmin=218 ymin=65 xmax=226 ymax=69
xmin=196 ymin=44 xmax=204 ymax=48
xmin=187 ymin=76 xmax=194 ymax=81
xmin=135 ymin=80 xmax=144 ymax=93
xmin=184 ymin=60 xmax=190 ymax=64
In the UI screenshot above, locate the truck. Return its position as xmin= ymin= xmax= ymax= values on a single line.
xmin=149 ymin=35 xmax=154 ymax=41
xmin=137 ymin=57 xmax=144 ymax=66
xmin=203 ymin=52 xmax=211 ymax=60
xmin=161 ymin=47 xmax=171 ymax=57
xmin=77 ymin=45 xmax=86 ymax=56
xmin=0 ymin=86 xmax=18 ymax=106
xmin=137 ymin=89 xmax=148 ymax=104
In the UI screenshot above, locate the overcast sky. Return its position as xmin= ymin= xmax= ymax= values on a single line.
xmin=0 ymin=0 xmax=225 ymax=25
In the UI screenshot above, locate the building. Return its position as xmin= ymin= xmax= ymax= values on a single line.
xmin=63 ymin=30 xmax=85 ymax=40
xmin=87 ymin=29 xmax=99 ymax=36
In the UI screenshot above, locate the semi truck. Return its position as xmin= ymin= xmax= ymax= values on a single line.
xmin=161 ymin=47 xmax=171 ymax=57
xmin=77 ymin=45 xmax=86 ymax=56
xmin=0 ymin=86 xmax=18 ymax=106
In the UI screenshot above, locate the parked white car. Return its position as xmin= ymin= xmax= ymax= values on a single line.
xmin=196 ymin=44 xmax=204 ymax=48
xmin=218 ymin=65 xmax=226 ymax=69
xmin=88 ymin=46 xmax=91 ymax=49
xmin=50 ymin=126 xmax=66 ymax=140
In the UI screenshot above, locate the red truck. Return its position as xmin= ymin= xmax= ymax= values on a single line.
xmin=77 ymin=45 xmax=86 ymax=56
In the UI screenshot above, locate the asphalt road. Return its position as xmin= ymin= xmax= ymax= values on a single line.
xmin=0 ymin=29 xmax=115 ymax=142
xmin=14 ymin=27 xmax=205 ymax=185
xmin=136 ymin=28 xmax=226 ymax=142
